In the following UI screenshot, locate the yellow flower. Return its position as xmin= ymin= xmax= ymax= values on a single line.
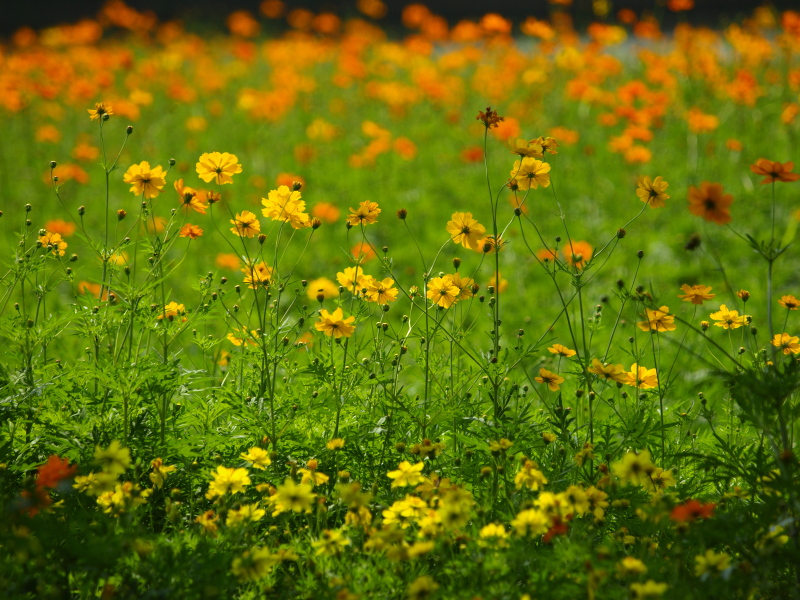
xmin=315 ymin=307 xmax=356 ymax=338
xmin=226 ymin=503 xmax=265 ymax=527
xmin=206 ymin=465 xmax=251 ymax=499
xmin=558 ymin=485 xmax=590 ymax=517
xmin=510 ymin=508 xmax=549 ymax=536
xmin=261 ymin=186 xmax=310 ymax=229
xmin=642 ymin=467 xmax=676 ymax=493
xmin=709 ymin=304 xmax=748 ymax=329
xmin=636 ymin=306 xmax=676 ymax=332
xmin=512 ymin=157 xmax=551 ymax=190
xmin=617 ymin=557 xmax=648 ymax=577
xmin=478 ymin=523 xmax=509 ymax=548
xmin=231 ymin=546 xmax=280 ymax=581
xmin=446 ymin=212 xmax=486 ymax=251
xmin=241 ymin=261 xmax=272 ymax=289
xmin=535 ymin=368 xmax=564 ymax=391
xmin=307 ymin=277 xmax=340 ymax=301
xmin=587 ymin=358 xmax=627 ymax=383
xmin=149 ymin=458 xmax=176 ymax=489
xmin=548 ymin=343 xmax=576 ymax=357
xmin=426 ymin=276 xmax=461 ymax=308
xmin=337 ymin=266 xmax=369 ymax=293
xmin=174 ymin=178 xmax=208 ymax=214
xmin=240 ymin=447 xmax=271 ymax=470
xmin=229 ymin=210 xmax=261 ymax=238
xmin=636 ymin=175 xmax=670 ymax=208
xmin=366 ymin=277 xmax=399 ymax=304
xmin=195 ymin=510 xmax=219 ymax=536
xmin=449 ymin=273 xmax=476 ymax=299
xmin=346 ymin=201 xmax=381 ymax=226
xmin=326 ymin=438 xmax=345 ymax=450
xmin=505 ymin=137 xmax=544 ymax=157
xmin=408 ymin=576 xmax=439 ymax=600
xmin=772 ymin=333 xmax=800 ymax=354
xmin=157 ymin=301 xmax=186 ymax=320
xmin=87 ymin=101 xmax=113 ymax=121
xmin=779 ymin=294 xmax=799 ymax=310
xmin=312 ymin=529 xmax=351 ymax=556
xmin=630 ymin=580 xmax=668 ymax=598
xmin=612 ymin=450 xmax=655 ymax=486
xmin=624 ymin=363 xmax=659 ymax=389
xmin=678 ymin=284 xmax=715 ymax=305
xmin=38 ymin=231 xmax=68 ymax=256
xmin=196 ymin=152 xmax=242 ymax=185
xmin=387 ymin=461 xmax=426 ymax=488
xmin=270 ymin=478 xmax=316 ymax=515
xmin=123 ymin=161 xmax=166 ymax=199
xmin=94 ymin=440 xmax=131 ymax=475
xmin=514 ymin=460 xmax=548 ymax=490
xmin=694 ymin=549 xmax=730 ymax=577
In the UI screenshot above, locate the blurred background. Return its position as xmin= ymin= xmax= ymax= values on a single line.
xmin=4 ymin=0 xmax=797 ymax=35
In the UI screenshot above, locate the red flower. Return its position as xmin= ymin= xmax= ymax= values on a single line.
xmin=670 ymin=499 xmax=716 ymax=523
xmin=36 ymin=455 xmax=78 ymax=490
xmin=543 ymin=517 xmax=569 ymax=543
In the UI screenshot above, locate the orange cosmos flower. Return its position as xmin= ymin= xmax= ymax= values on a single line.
xmin=175 ymin=179 xmax=208 ymax=214
xmin=535 ymin=368 xmax=565 ymax=391
xmin=38 ymin=231 xmax=68 ymax=256
xmin=687 ymin=182 xmax=733 ymax=225
xmin=749 ymin=159 xmax=800 ymax=184
xmin=779 ymin=295 xmax=799 ymax=310
xmin=678 ymin=284 xmax=715 ymax=305
xmin=179 ymin=224 xmax=203 ymax=239
xmin=772 ymin=333 xmax=800 ymax=355
xmin=44 ymin=219 xmax=76 ymax=237
xmin=563 ymin=240 xmax=593 ymax=269
xmin=636 ymin=176 xmax=670 ymax=209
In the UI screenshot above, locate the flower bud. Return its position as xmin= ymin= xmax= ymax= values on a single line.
xmin=617 ymin=228 xmax=626 ymax=238
xmin=49 ymin=160 xmax=57 ymax=169
xmin=169 ymin=158 xmax=176 ymax=166
xmin=126 ymin=125 xmax=133 ymax=135
xmin=637 ymin=250 xmax=644 ymax=258
xmin=258 ymin=233 xmax=267 ymax=245
xmin=396 ymin=209 xmax=407 ymax=220
xmin=117 ymin=209 xmax=127 ymax=221
xmin=514 ymin=207 xmax=522 ymax=216
xmin=292 ymin=181 xmax=302 ymax=191
xmin=701 ymin=320 xmax=709 ymax=331
xmin=78 ymin=206 xmax=85 ymax=216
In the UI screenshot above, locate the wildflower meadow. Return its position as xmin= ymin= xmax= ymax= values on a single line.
xmin=2 ymin=1 xmax=800 ymax=598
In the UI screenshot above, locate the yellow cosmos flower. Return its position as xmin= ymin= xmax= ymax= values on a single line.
xmin=123 ymin=161 xmax=166 ymax=199
xmin=231 ymin=546 xmax=280 ymax=581
xmin=426 ymin=275 xmax=461 ymax=308
xmin=240 ymin=447 xmax=271 ymax=469
xmin=612 ymin=450 xmax=655 ymax=486
xmin=366 ymin=277 xmax=398 ymax=304
xmin=315 ymin=307 xmax=356 ymax=338
xmin=206 ymin=465 xmax=251 ymax=499
xmin=512 ymin=157 xmax=551 ymax=190
xmin=535 ymin=368 xmax=564 ymax=391
xmin=587 ymin=358 xmax=627 ymax=383
xmin=261 ymin=186 xmax=310 ymax=229
xmin=94 ymin=440 xmax=131 ymax=475
xmin=196 ymin=152 xmax=242 ymax=185
xmin=149 ymin=458 xmax=176 ymax=489
xmin=446 ymin=212 xmax=486 ymax=251
xmin=779 ymin=294 xmax=799 ymax=310
xmin=87 ymin=101 xmax=113 ymax=121
xmin=636 ymin=306 xmax=676 ymax=332
xmin=548 ymin=343 xmax=576 ymax=357
xmin=709 ymin=304 xmax=748 ymax=329
xmin=39 ymin=231 xmax=68 ymax=256
xmin=229 ymin=210 xmax=261 ymax=238
xmin=772 ymin=333 xmax=800 ymax=354
xmin=636 ymin=175 xmax=670 ymax=208
xmin=270 ymin=478 xmax=316 ymax=515
xmin=157 ymin=301 xmax=186 ymax=320
xmin=387 ymin=460 xmax=426 ymax=488
xmin=694 ymin=549 xmax=730 ymax=577
xmin=346 ymin=201 xmax=381 ymax=226
xmin=678 ymin=284 xmax=715 ymax=305
xmin=624 ymin=363 xmax=659 ymax=389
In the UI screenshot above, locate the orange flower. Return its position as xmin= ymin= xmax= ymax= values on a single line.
xmin=44 ymin=219 xmax=76 ymax=237
xmin=563 ymin=240 xmax=593 ymax=269
xmin=749 ymin=159 xmax=800 ymax=184
xmin=670 ymin=499 xmax=715 ymax=523
xmin=312 ymin=202 xmax=340 ymax=224
xmin=36 ymin=455 xmax=78 ymax=490
xmin=688 ymin=182 xmax=733 ymax=225
xmin=179 ymin=224 xmax=203 ymax=239
xmin=175 ymin=179 xmax=208 ymax=214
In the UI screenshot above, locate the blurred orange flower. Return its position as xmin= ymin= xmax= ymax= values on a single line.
xmin=749 ymin=159 xmax=800 ymax=184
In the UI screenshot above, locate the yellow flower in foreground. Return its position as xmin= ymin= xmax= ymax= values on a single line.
xmin=446 ymin=212 xmax=486 ymax=251
xmin=196 ymin=152 xmax=242 ymax=185
xmin=206 ymin=465 xmax=250 ymax=499
xmin=240 ymin=447 xmax=271 ymax=470
xmin=94 ymin=441 xmax=131 ymax=475
xmin=772 ymin=333 xmax=800 ymax=355
xmin=387 ymin=461 xmax=426 ymax=488
xmin=709 ymin=304 xmax=748 ymax=329
xmin=366 ymin=277 xmax=399 ymax=304
xmin=548 ymin=343 xmax=576 ymax=357
xmin=512 ymin=157 xmax=551 ymax=190
xmin=630 ymin=580 xmax=668 ymax=599
xmin=346 ymin=200 xmax=381 ymax=226
xmin=636 ymin=306 xmax=676 ymax=332
xmin=612 ymin=450 xmax=655 ymax=487
xmin=315 ymin=308 xmax=356 ymax=338
xmin=636 ymin=175 xmax=670 ymax=208
xmin=39 ymin=231 xmax=68 ymax=256
xmin=179 ymin=224 xmax=203 ymax=239
xmin=694 ymin=549 xmax=730 ymax=577
xmin=624 ymin=363 xmax=659 ymax=389
xmin=229 ymin=211 xmax=261 ymax=238
xmin=231 ymin=546 xmax=280 ymax=581
xmin=535 ymin=368 xmax=564 ymax=391
xmin=149 ymin=458 xmax=176 ymax=489
xmin=123 ymin=161 xmax=166 ymax=199
xmin=261 ymin=186 xmax=310 ymax=229
xmin=87 ymin=101 xmax=113 ymax=121
xmin=270 ymin=478 xmax=316 ymax=515
xmin=779 ymin=294 xmax=799 ymax=310
xmin=427 ymin=275 xmax=461 ymax=308
xmin=157 ymin=301 xmax=186 ymax=320
xmin=678 ymin=284 xmax=715 ymax=305
xmin=587 ymin=358 xmax=627 ymax=383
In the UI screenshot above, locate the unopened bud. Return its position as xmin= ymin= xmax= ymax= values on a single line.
xmin=126 ymin=125 xmax=133 ymax=135
xmin=396 ymin=209 xmax=408 ymax=220
xmin=117 ymin=209 xmax=127 ymax=221
xmin=49 ymin=160 xmax=57 ymax=169
xmin=258 ymin=233 xmax=267 ymax=245
xmin=617 ymin=228 xmax=626 ymax=238
xmin=311 ymin=218 xmax=322 ymax=229
xmin=637 ymin=250 xmax=644 ymax=259
xmin=78 ymin=206 xmax=85 ymax=216
xmin=292 ymin=181 xmax=302 ymax=191
xmin=169 ymin=158 xmax=176 ymax=166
